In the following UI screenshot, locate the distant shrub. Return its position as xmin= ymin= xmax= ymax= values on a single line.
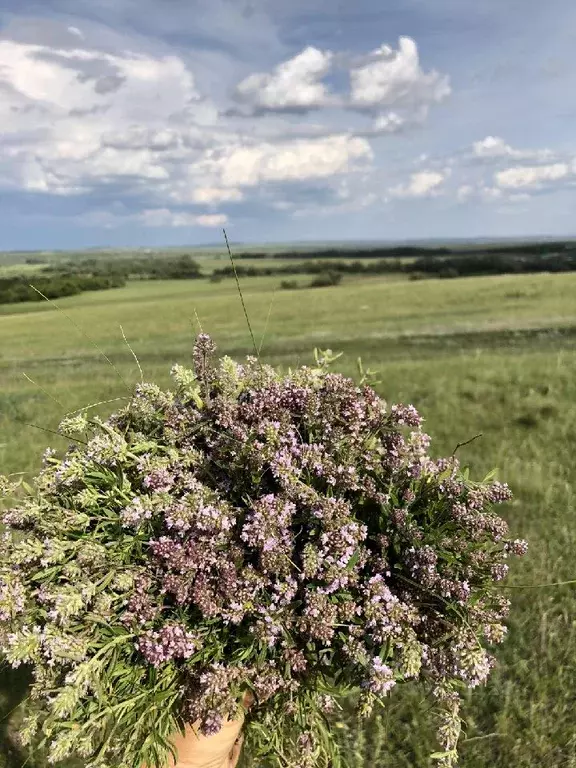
xmin=25 ymin=257 xmax=48 ymax=265
xmin=309 ymin=271 xmax=343 ymax=288
xmin=209 ymin=273 xmax=223 ymax=283
xmin=439 ymin=267 xmax=460 ymax=279
xmin=280 ymin=279 xmax=299 ymax=290
xmin=146 ymin=255 xmax=202 ymax=280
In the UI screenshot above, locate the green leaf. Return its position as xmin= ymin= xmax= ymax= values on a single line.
xmin=346 ymin=549 xmax=361 ymax=571
xmin=430 ymin=750 xmax=458 ymax=760
xmin=482 ymin=467 xmax=499 ymax=483
xmin=21 ymin=480 xmax=35 ymax=495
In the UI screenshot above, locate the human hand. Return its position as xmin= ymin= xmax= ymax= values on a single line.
xmin=168 ymin=695 xmax=253 ymax=768
xmin=168 ymin=715 xmax=244 ymax=768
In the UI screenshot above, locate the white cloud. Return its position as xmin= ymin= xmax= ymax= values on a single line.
xmin=194 ymin=213 xmax=228 ymax=227
xmin=79 ymin=207 xmax=228 ymax=228
xmin=101 ymin=127 xmax=182 ymax=152
xmin=232 ymin=36 xmax=449 ymax=133
xmin=372 ymin=112 xmax=406 ymax=134
xmin=292 ymin=193 xmax=378 ymax=218
xmin=472 ymin=135 xmax=553 ymax=161
xmin=390 ymin=170 xmax=446 ymax=198
xmin=349 ymin=37 xmax=450 ymax=115
xmin=455 ymin=184 xmax=509 ymax=203
xmin=0 ymin=28 xmax=451 ymax=228
xmin=235 ymin=46 xmax=334 ymax=111
xmin=0 ymin=38 xmax=206 ymax=195
xmin=0 ymin=36 xmax=375 ymax=213
xmin=178 ymin=187 xmax=244 ymax=204
xmin=495 ymin=163 xmax=569 ymax=189
xmin=0 ymin=41 xmax=199 ymax=123
xmin=67 ymin=26 xmax=85 ymax=40
xmin=480 ymin=186 xmax=504 ymax=200
xmin=138 ymin=209 xmax=228 ymax=227
xmin=200 ymin=135 xmax=373 ymax=188
xmin=473 ymin=136 xmax=516 ymax=158
xmin=456 ymin=184 xmax=474 ymax=201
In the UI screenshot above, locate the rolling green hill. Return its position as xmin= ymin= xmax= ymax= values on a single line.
xmin=1 ymin=270 xmax=576 ymax=768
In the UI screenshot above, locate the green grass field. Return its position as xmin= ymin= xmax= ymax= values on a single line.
xmin=1 ymin=271 xmax=576 ymax=767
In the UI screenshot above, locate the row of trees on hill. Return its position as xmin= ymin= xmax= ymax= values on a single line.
xmin=410 ymin=250 xmax=576 ymax=278
xmin=0 ymin=274 xmax=126 ymax=305
xmin=212 ymin=250 xmax=576 ymax=281
xmin=4 ymin=245 xmax=576 ymax=305
xmin=0 ymin=255 xmax=204 ymax=305
xmin=232 ymin=241 xmax=576 ymax=261
xmin=43 ymin=254 xmax=203 ymax=280
xmin=212 ymin=260 xmax=400 ymax=279
xmin=233 ymin=246 xmax=452 ymax=260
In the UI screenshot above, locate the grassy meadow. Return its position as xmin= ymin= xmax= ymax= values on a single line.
xmin=1 ymin=269 xmax=576 ymax=767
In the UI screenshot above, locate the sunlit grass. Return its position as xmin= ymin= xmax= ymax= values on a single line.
xmin=1 ymin=270 xmax=576 ymax=767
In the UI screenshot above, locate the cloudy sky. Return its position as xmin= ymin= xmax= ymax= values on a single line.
xmin=1 ymin=0 xmax=576 ymax=249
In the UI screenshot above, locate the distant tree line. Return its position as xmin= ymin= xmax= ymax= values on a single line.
xmin=233 ymin=246 xmax=452 ymax=260
xmin=214 ymin=250 xmax=576 ymax=281
xmin=4 ymin=243 xmax=576 ymax=305
xmin=43 ymin=254 xmax=203 ymax=280
xmin=232 ymin=241 xmax=576 ymax=261
xmin=410 ymin=250 xmax=576 ymax=278
xmin=0 ymin=254 xmax=203 ymax=305
xmin=0 ymin=273 xmax=126 ymax=305
xmin=212 ymin=260 xmax=399 ymax=279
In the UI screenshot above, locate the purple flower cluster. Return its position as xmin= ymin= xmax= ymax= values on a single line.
xmin=0 ymin=334 xmax=528 ymax=768
xmin=137 ymin=623 xmax=199 ymax=667
xmin=0 ymin=575 xmax=26 ymax=621
xmin=363 ymin=657 xmax=397 ymax=695
xmin=143 ymin=468 xmax=175 ymax=493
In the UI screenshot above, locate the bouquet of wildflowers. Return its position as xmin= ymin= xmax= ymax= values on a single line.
xmin=0 ymin=334 xmax=527 ymax=768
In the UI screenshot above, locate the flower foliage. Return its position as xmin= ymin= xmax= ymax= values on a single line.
xmin=0 ymin=335 xmax=527 ymax=768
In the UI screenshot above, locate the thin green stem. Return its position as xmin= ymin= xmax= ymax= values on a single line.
xmin=27 ymin=285 xmax=132 ymax=393
xmin=21 ymin=373 xmax=65 ymax=409
xmin=222 ymin=229 xmax=260 ymax=361
xmin=497 ymin=579 xmax=576 ymax=589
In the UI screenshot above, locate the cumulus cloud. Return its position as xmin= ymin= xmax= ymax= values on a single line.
xmin=425 ymin=136 xmax=573 ymax=204
xmin=349 ymin=37 xmax=450 ymax=130
xmin=473 ymin=136 xmax=517 ymax=158
xmin=480 ymin=186 xmax=504 ymax=200
xmin=390 ymin=170 xmax=446 ymax=198
xmin=179 ymin=187 xmax=244 ymax=204
xmin=495 ymin=162 xmax=570 ymax=189
xmin=67 ymin=26 xmax=85 ymax=40
xmin=235 ymin=46 xmax=334 ymax=112
xmin=456 ymin=184 xmax=474 ymax=202
xmin=199 ymin=135 xmax=373 ymax=188
xmin=0 ymin=38 xmax=206 ymax=195
xmin=0 ymin=41 xmax=200 ymax=122
xmin=0 ymin=25 xmax=452 ymax=230
xmin=472 ymin=135 xmax=553 ymax=161
xmin=78 ymin=206 xmax=228 ymax=228
xmin=456 ymin=184 xmax=503 ymax=202
xmin=138 ymin=209 xmax=228 ymax=227
xmin=371 ymin=111 xmax=406 ymax=134
xmin=232 ymin=36 xmax=449 ymax=132
xmin=0 ymin=36 xmax=374 ymax=207
xmin=101 ymin=127 xmax=181 ymax=152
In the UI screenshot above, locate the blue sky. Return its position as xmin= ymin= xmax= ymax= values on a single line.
xmin=1 ymin=0 xmax=576 ymax=249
